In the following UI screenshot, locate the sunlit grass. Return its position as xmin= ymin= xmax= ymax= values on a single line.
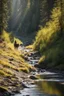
xmin=3 ymin=68 xmax=14 ymax=75
xmin=14 ymin=37 xmax=22 ymax=45
xmin=0 ymin=30 xmax=34 ymax=80
xmin=33 ymin=6 xmax=61 ymax=51
xmin=0 ymin=60 xmax=16 ymax=69
xmin=33 ymin=4 xmax=63 ymax=69
xmin=1 ymin=30 xmax=22 ymax=50
xmin=0 ymin=86 xmax=8 ymax=91
xmin=2 ymin=30 xmax=11 ymax=43
xmin=26 ymin=44 xmax=34 ymax=49
xmin=39 ymin=55 xmax=46 ymax=64
xmin=0 ymin=70 xmax=10 ymax=76
xmin=18 ymin=67 xmax=29 ymax=73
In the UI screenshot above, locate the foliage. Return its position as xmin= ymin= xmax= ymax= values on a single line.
xmin=1 ymin=30 xmax=22 ymax=50
xmin=0 ymin=0 xmax=11 ymax=34
xmin=33 ymin=1 xmax=64 ymax=70
xmin=34 ymin=5 xmax=61 ymax=51
xmin=0 ymin=30 xmax=34 ymax=84
xmin=62 ymin=0 xmax=64 ymax=32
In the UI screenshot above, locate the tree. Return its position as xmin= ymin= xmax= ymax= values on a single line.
xmin=39 ymin=0 xmax=55 ymax=28
xmin=0 ymin=0 xmax=11 ymax=35
xmin=61 ymin=0 xmax=64 ymax=32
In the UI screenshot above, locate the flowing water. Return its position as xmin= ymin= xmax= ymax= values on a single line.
xmin=14 ymin=71 xmax=64 ymax=96
xmin=14 ymin=48 xmax=64 ymax=96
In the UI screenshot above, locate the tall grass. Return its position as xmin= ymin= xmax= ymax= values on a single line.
xmin=1 ymin=30 xmax=22 ymax=50
xmin=33 ymin=4 xmax=64 ymax=70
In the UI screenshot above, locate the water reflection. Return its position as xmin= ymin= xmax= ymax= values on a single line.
xmin=15 ymin=87 xmax=56 ymax=96
xmin=14 ymin=71 xmax=64 ymax=96
xmin=36 ymin=80 xmax=64 ymax=96
xmin=15 ymin=80 xmax=64 ymax=96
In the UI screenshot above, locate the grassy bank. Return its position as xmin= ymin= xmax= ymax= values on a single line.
xmin=33 ymin=3 xmax=64 ymax=70
xmin=0 ymin=31 xmax=34 ymax=94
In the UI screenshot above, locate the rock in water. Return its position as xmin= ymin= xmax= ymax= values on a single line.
xmin=21 ymin=82 xmax=29 ymax=88
xmin=29 ymin=75 xmax=38 ymax=80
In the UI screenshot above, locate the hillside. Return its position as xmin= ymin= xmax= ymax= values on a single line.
xmin=0 ymin=31 xmax=34 ymax=95
xmin=33 ymin=0 xmax=64 ymax=70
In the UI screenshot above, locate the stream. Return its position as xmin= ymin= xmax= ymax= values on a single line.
xmin=14 ymin=47 xmax=64 ymax=96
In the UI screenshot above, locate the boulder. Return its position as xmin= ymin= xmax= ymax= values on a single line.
xmin=0 ymin=87 xmax=7 ymax=92
xmin=29 ymin=75 xmax=38 ymax=80
xmin=34 ymin=64 xmax=40 ymax=68
xmin=21 ymin=82 xmax=29 ymax=88
xmin=9 ymin=58 xmax=14 ymax=61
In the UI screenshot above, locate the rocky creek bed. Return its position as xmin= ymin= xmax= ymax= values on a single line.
xmin=0 ymin=47 xmax=64 ymax=96
xmin=14 ymin=48 xmax=64 ymax=96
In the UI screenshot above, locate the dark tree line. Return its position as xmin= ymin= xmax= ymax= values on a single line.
xmin=61 ymin=0 xmax=64 ymax=32
xmin=0 ymin=0 xmax=63 ymax=44
xmin=8 ymin=0 xmax=57 ymax=33
xmin=0 ymin=0 xmax=11 ymax=35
